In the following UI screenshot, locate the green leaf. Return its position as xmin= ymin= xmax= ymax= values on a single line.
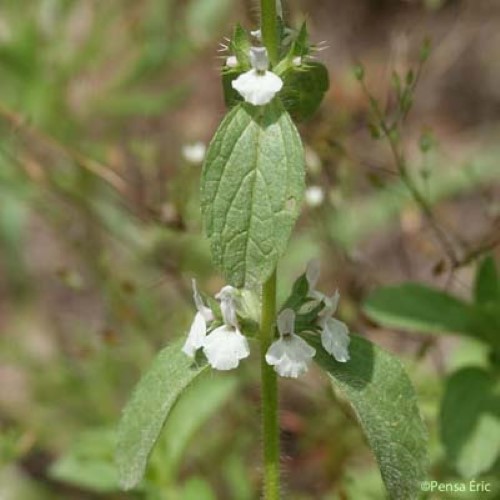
xmin=230 ymin=24 xmax=251 ymax=67
xmin=309 ymin=335 xmax=428 ymax=500
xmin=281 ymin=62 xmax=329 ymax=122
xmin=154 ymin=374 xmax=238 ymax=479
xmin=201 ymin=101 xmax=305 ymax=287
xmin=116 ymin=339 xmax=208 ymax=490
xmin=221 ymin=24 xmax=251 ymax=109
xmin=474 ymin=256 xmax=500 ymax=304
xmin=440 ymin=367 xmax=500 ymax=477
xmin=363 ymin=283 xmax=499 ymax=346
xmin=49 ymin=428 xmax=119 ymax=493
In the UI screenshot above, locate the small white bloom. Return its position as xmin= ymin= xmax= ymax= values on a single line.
xmin=215 ymin=285 xmax=239 ymax=327
xmin=305 ymin=260 xmax=350 ymax=363
xmin=203 ymin=285 xmax=249 ymax=370
xmin=182 ymin=280 xmax=214 ymax=358
xmin=250 ymin=29 xmax=262 ymax=40
xmin=306 ymin=258 xmax=322 ymax=300
xmin=182 ymin=141 xmax=206 ymax=164
xmin=231 ymin=47 xmax=283 ymax=106
xmin=203 ymin=325 xmax=250 ymax=370
xmin=292 ymin=56 xmax=302 ymax=67
xmin=305 ymin=186 xmax=324 ymax=207
xmin=226 ymin=55 xmax=238 ymax=68
xmin=265 ymin=309 xmax=316 ymax=378
xmin=319 ymin=316 xmax=350 ymax=362
xmin=305 ymin=259 xmax=338 ymax=306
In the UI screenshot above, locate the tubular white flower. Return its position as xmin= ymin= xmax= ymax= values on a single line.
xmin=231 ymin=47 xmax=283 ymax=106
xmin=305 ymin=258 xmax=323 ymax=300
xmin=182 ymin=279 xmax=214 ymax=357
xmin=202 ymin=285 xmax=249 ymax=370
xmin=304 ymin=260 xmax=350 ymax=362
xmin=203 ymin=325 xmax=250 ymax=370
xmin=305 ymin=259 xmax=339 ymax=309
xmin=265 ymin=309 xmax=316 ymax=378
xmin=215 ymin=285 xmax=239 ymax=327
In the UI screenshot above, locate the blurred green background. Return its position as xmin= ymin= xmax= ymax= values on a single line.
xmin=0 ymin=0 xmax=499 ymax=498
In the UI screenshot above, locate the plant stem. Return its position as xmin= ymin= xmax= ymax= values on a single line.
xmin=260 ymin=0 xmax=279 ymax=65
xmin=260 ymin=269 xmax=280 ymax=499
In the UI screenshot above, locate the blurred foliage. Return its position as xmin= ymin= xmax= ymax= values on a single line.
xmin=0 ymin=0 xmax=499 ymax=498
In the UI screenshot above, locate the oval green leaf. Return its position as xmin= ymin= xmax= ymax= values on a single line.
xmin=116 ymin=340 xmax=208 ymax=490
xmin=364 ymin=283 xmax=499 ymax=346
xmin=440 ymin=367 xmax=500 ymax=478
xmin=308 ymin=335 xmax=428 ymax=500
xmin=201 ymin=101 xmax=305 ymax=287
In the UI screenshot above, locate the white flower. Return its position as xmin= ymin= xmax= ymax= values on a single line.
xmin=182 ymin=141 xmax=206 ymax=164
xmin=305 ymin=260 xmax=350 ymax=363
xmin=305 ymin=186 xmax=324 ymax=207
xmin=250 ymin=29 xmax=262 ymax=40
xmin=215 ymin=285 xmax=239 ymax=327
xmin=292 ymin=56 xmax=302 ymax=67
xmin=182 ymin=280 xmax=214 ymax=357
xmin=305 ymin=258 xmax=323 ymax=301
xmin=231 ymin=47 xmax=283 ymax=106
xmin=203 ymin=285 xmax=250 ymax=370
xmin=265 ymin=309 xmax=316 ymax=378
xmin=203 ymin=325 xmax=250 ymax=370
xmin=226 ymin=55 xmax=238 ymax=68
xmin=318 ymin=316 xmax=350 ymax=363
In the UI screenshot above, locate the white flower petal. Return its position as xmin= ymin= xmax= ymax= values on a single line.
xmin=320 ymin=317 xmax=350 ymax=362
xmin=231 ymin=69 xmax=283 ymax=106
xmin=250 ymin=47 xmax=269 ymax=71
xmin=192 ymin=279 xmax=214 ymax=322
xmin=203 ymin=325 xmax=250 ymax=370
xmin=182 ymin=312 xmax=207 ymax=357
xmin=250 ymin=29 xmax=262 ymax=40
xmin=320 ymin=290 xmax=340 ymax=317
xmin=305 ymin=259 xmax=321 ymax=292
xmin=265 ymin=334 xmax=315 ymax=378
xmin=277 ymin=308 xmax=295 ymax=336
xmin=216 ymin=286 xmax=239 ymax=327
xmin=226 ymin=55 xmax=238 ymax=68
xmin=215 ymin=285 xmax=238 ymax=301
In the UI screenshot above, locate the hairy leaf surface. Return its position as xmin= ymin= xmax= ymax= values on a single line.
xmin=116 ymin=340 xmax=208 ymax=490
xmin=201 ymin=101 xmax=305 ymax=286
xmin=308 ymin=335 xmax=428 ymax=500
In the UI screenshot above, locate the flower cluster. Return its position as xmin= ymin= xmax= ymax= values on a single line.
xmin=182 ymin=261 xmax=350 ymax=378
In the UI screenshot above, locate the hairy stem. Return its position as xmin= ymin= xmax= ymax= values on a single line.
xmin=260 ymin=269 xmax=280 ymax=499
xmin=260 ymin=0 xmax=279 ymax=65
